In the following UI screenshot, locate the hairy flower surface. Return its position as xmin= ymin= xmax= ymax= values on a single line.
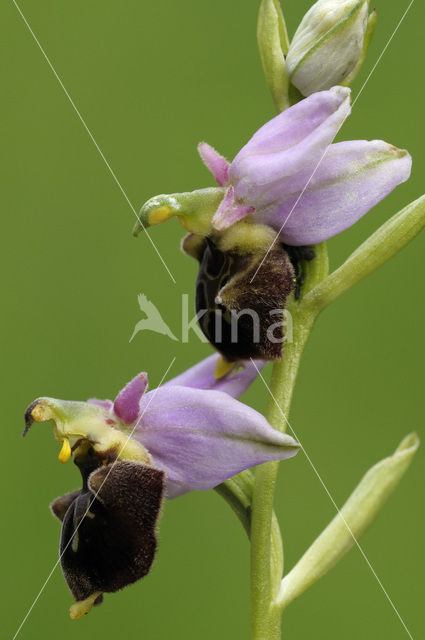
xmin=183 ymin=234 xmax=295 ymax=362
xmin=24 ymin=356 xmax=298 ymax=617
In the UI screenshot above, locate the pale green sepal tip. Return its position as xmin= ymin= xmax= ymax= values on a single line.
xmin=271 ymin=0 xmax=289 ymax=55
xmin=257 ymin=0 xmax=290 ymax=112
xmin=305 ymin=194 xmax=425 ymax=312
xmin=276 ymin=432 xmax=419 ymax=611
xmin=133 ymin=187 xmax=225 ymax=237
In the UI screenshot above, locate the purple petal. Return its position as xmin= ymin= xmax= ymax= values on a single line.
xmin=254 ymin=140 xmax=412 ymax=245
xmin=198 ymin=142 xmax=230 ymax=187
xmin=113 ymin=373 xmax=148 ymax=425
xmin=212 ymin=186 xmax=255 ymax=230
xmin=164 ymin=353 xmax=265 ymax=398
xmin=135 ymin=386 xmax=299 ymax=498
xmin=215 ymin=86 xmax=350 ymax=230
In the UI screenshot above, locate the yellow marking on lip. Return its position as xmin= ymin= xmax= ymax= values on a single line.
xmin=214 ymin=356 xmax=236 ymax=379
xmin=69 ymin=592 xmax=102 ymax=619
xmin=58 ymin=438 xmax=71 ymax=464
xmin=148 ymin=206 xmax=173 ymax=226
xmin=31 ymin=402 xmax=53 ymax=422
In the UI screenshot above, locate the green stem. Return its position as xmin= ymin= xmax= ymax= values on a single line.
xmin=250 ymin=247 xmax=327 ymax=639
xmin=215 ymin=472 xmax=284 ymax=593
xmin=215 ymin=471 xmax=254 ymax=536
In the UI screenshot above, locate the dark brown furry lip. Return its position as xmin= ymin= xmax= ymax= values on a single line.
xmin=192 ymin=237 xmax=295 ymax=361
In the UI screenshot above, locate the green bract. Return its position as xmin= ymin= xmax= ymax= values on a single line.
xmin=257 ymin=0 xmax=290 ymax=111
xmin=276 ymin=434 xmax=419 ymax=610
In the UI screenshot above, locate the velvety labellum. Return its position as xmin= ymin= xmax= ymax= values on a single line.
xmin=51 ymin=453 xmax=165 ymax=606
xmin=192 ymin=237 xmax=295 ymax=361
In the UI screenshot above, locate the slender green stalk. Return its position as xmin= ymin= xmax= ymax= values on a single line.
xmin=247 ymin=190 xmax=425 ymax=636
xmin=215 ymin=472 xmax=284 ymax=595
xmin=250 ymin=247 xmax=327 ymax=639
xmin=250 ymin=311 xmax=315 ymax=638
xmin=215 ymin=473 xmax=253 ymax=536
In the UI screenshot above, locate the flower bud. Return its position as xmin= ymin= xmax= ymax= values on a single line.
xmin=286 ymin=0 xmax=370 ymax=96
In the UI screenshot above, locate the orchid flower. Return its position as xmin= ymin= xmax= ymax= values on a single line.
xmin=136 ymin=86 xmax=411 ymax=246
xmin=24 ymin=355 xmax=298 ymax=619
xmin=198 ymin=86 xmax=411 ymax=244
xmin=134 ymin=87 xmax=411 ymax=363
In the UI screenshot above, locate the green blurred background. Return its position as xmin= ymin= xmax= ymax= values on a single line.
xmin=2 ymin=0 xmax=424 ymax=637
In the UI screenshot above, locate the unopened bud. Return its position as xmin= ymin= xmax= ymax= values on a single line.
xmin=286 ymin=0 xmax=370 ymax=96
